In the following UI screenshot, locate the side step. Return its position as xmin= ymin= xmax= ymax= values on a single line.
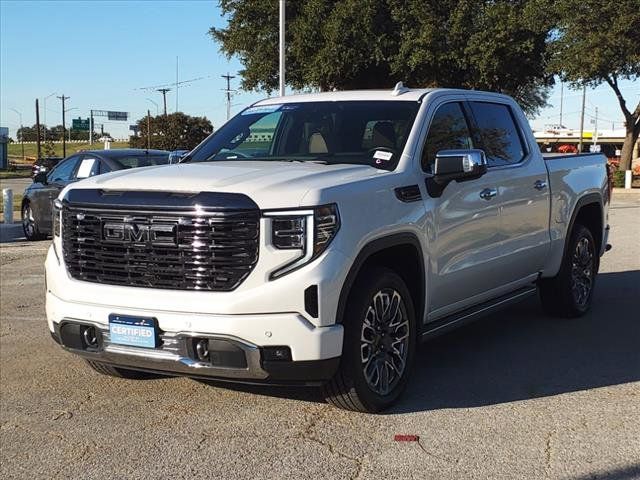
xmin=420 ymin=286 xmax=538 ymax=342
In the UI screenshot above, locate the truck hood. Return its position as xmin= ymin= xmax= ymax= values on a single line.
xmin=68 ymin=161 xmax=382 ymax=209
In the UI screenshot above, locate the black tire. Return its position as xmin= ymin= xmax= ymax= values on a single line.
xmin=323 ymin=266 xmax=417 ymax=413
xmin=85 ymin=360 xmax=161 ymax=380
xmin=21 ymin=202 xmax=46 ymax=241
xmin=539 ymin=224 xmax=598 ymax=318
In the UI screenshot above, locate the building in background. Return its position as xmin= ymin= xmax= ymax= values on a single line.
xmin=0 ymin=127 xmax=9 ymax=169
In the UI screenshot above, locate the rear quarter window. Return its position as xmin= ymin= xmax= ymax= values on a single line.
xmin=468 ymin=102 xmax=527 ymax=166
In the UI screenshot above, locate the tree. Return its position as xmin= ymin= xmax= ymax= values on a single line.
xmin=129 ymin=112 xmax=213 ymax=151
xmin=210 ymin=0 xmax=553 ymax=114
xmin=549 ymin=0 xmax=640 ymax=170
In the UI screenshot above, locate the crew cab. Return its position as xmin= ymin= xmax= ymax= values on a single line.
xmin=45 ymin=86 xmax=610 ymax=412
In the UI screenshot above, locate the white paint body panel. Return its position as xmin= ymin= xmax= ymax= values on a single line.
xmin=46 ymin=88 xmax=609 ymax=372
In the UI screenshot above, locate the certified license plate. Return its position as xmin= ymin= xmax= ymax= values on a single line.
xmin=109 ymin=314 xmax=157 ymax=348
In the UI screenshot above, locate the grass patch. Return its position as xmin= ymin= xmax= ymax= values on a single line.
xmin=8 ymin=141 xmax=131 ymax=161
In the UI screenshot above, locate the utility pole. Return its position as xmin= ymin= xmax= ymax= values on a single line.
xmin=89 ymin=110 xmax=94 ymax=145
xmin=175 ymin=56 xmax=179 ymax=113
xmin=147 ymin=110 xmax=151 ymax=149
xmin=221 ymin=73 xmax=235 ymax=120
xmin=578 ymin=85 xmax=586 ymax=154
xmin=57 ymin=95 xmax=70 ymax=157
xmin=9 ymin=108 xmax=24 ymax=161
xmin=279 ymin=0 xmax=285 ymax=97
xmin=593 ymin=107 xmax=599 ymax=149
xmin=559 ymin=82 xmax=564 ymax=128
xmin=35 ymin=99 xmax=41 ymax=160
xmin=157 ymin=88 xmax=170 ymax=115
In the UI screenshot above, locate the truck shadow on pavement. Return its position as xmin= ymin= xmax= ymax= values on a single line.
xmin=200 ymin=271 xmax=640 ymax=412
xmin=394 ymin=270 xmax=640 ymax=414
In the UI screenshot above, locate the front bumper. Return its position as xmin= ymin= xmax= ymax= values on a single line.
xmin=46 ymin=290 xmax=343 ymax=384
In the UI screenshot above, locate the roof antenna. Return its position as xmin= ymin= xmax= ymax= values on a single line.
xmin=392 ymin=81 xmax=409 ymax=96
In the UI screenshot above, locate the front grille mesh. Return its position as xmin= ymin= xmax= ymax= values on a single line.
xmin=62 ymin=208 xmax=259 ymax=291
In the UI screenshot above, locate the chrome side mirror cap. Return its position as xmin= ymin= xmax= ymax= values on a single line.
xmin=433 ymin=149 xmax=487 ymax=184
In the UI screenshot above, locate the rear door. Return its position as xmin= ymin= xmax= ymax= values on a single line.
xmin=467 ymin=100 xmax=550 ymax=285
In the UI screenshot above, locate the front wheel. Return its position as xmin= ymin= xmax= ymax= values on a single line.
xmin=323 ymin=267 xmax=416 ymax=413
xmin=539 ymin=224 xmax=598 ymax=318
xmin=21 ymin=202 xmax=46 ymax=241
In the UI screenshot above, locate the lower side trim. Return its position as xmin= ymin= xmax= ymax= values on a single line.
xmin=421 ymin=285 xmax=537 ymax=341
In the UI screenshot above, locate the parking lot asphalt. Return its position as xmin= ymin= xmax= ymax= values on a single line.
xmin=1 ymin=196 xmax=639 ymax=480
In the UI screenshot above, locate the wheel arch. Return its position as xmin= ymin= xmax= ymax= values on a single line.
xmin=336 ymin=233 xmax=426 ymax=330
xmin=565 ymin=193 xmax=604 ymax=259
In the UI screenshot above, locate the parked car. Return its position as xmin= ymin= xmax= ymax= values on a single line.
xmin=45 ymin=87 xmax=611 ymax=412
xmin=31 ymin=156 xmax=63 ymax=178
xmin=22 ymin=149 xmax=170 ymax=240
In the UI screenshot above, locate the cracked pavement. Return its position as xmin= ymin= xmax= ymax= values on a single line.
xmin=1 ymin=195 xmax=639 ymax=479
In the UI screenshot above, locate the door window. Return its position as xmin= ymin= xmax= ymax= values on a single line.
xmin=421 ymin=102 xmax=474 ymax=172
xmin=48 ymin=156 xmax=80 ymax=184
xmin=468 ymin=102 xmax=526 ymax=167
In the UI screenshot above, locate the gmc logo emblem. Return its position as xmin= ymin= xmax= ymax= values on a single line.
xmin=103 ymin=222 xmax=177 ymax=246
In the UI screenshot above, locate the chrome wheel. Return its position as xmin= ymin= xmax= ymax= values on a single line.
xmin=360 ymin=289 xmax=410 ymax=396
xmin=22 ymin=205 xmax=35 ymax=238
xmin=571 ymin=236 xmax=594 ymax=307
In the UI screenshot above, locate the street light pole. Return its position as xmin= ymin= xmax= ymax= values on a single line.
xmin=146 ymin=98 xmax=159 ymax=115
xmin=42 ymin=91 xmax=56 ymax=141
xmin=9 ymin=108 xmax=25 ymax=161
xmin=279 ymin=0 xmax=285 ymax=97
xmin=578 ymin=85 xmax=586 ymax=153
xmin=57 ymin=95 xmax=70 ymax=157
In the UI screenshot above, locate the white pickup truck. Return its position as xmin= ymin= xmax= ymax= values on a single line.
xmin=46 ymin=86 xmax=611 ymax=412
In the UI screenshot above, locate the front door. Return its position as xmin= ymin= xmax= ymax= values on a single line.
xmin=32 ymin=155 xmax=80 ymax=230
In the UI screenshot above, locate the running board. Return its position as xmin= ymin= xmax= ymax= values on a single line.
xmin=420 ymin=286 xmax=538 ymax=342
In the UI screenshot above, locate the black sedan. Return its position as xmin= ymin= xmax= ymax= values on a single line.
xmin=22 ymin=149 xmax=170 ymax=240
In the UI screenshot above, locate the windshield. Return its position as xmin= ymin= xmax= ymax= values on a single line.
xmin=187 ymin=101 xmax=419 ymax=169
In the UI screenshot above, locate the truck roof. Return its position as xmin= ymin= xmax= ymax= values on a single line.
xmin=254 ymin=86 xmax=439 ymax=105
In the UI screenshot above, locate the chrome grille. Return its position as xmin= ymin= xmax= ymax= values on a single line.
xmin=62 ymin=206 xmax=259 ymax=291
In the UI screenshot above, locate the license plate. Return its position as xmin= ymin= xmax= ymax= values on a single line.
xmin=109 ymin=314 xmax=157 ymax=348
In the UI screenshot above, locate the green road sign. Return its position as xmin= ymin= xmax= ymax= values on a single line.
xmin=72 ymin=118 xmax=90 ymax=131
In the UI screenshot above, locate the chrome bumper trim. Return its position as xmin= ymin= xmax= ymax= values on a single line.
xmin=58 ymin=318 xmax=268 ymax=380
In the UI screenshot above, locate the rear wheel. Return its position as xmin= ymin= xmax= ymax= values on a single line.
xmin=539 ymin=224 xmax=598 ymax=318
xmin=21 ymin=202 xmax=46 ymax=241
xmin=323 ymin=267 xmax=416 ymax=413
xmin=85 ymin=360 xmax=161 ymax=379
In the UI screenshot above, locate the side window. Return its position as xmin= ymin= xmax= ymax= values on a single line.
xmin=48 ymin=156 xmax=80 ymax=184
xmin=421 ymin=103 xmax=473 ymax=172
xmin=75 ymin=157 xmax=99 ymax=180
xmin=468 ymin=102 xmax=526 ymax=166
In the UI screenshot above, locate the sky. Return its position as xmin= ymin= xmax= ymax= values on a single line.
xmin=1 ymin=0 xmax=638 ymax=140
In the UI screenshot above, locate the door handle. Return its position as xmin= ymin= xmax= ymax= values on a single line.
xmin=479 ymin=188 xmax=498 ymax=200
xmin=534 ymin=180 xmax=548 ymax=190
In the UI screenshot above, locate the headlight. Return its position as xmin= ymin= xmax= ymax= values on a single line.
xmin=52 ymin=199 xmax=62 ymax=237
xmin=266 ymin=204 xmax=340 ymax=279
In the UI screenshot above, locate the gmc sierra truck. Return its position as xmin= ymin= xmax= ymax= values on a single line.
xmin=46 ymin=85 xmax=611 ymax=412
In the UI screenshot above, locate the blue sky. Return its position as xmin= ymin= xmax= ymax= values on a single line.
xmin=1 ymin=0 xmax=638 ymax=140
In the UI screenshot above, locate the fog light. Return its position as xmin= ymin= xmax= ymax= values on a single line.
xmin=195 ymin=339 xmax=209 ymax=362
xmin=262 ymin=346 xmax=292 ymax=361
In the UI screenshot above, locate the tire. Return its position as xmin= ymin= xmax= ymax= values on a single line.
xmin=323 ymin=266 xmax=417 ymax=413
xmin=85 ymin=360 xmax=161 ymax=380
xmin=21 ymin=202 xmax=46 ymax=241
xmin=539 ymin=224 xmax=598 ymax=318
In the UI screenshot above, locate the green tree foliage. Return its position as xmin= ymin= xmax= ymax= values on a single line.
xmin=16 ymin=124 xmax=104 ymax=142
xmin=211 ymin=0 xmax=553 ymax=114
xmin=549 ymin=0 xmax=640 ymax=170
xmin=129 ymin=112 xmax=213 ymax=151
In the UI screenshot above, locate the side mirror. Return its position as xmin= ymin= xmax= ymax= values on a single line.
xmin=34 ymin=172 xmax=48 ymax=184
xmin=433 ymin=149 xmax=487 ymax=185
